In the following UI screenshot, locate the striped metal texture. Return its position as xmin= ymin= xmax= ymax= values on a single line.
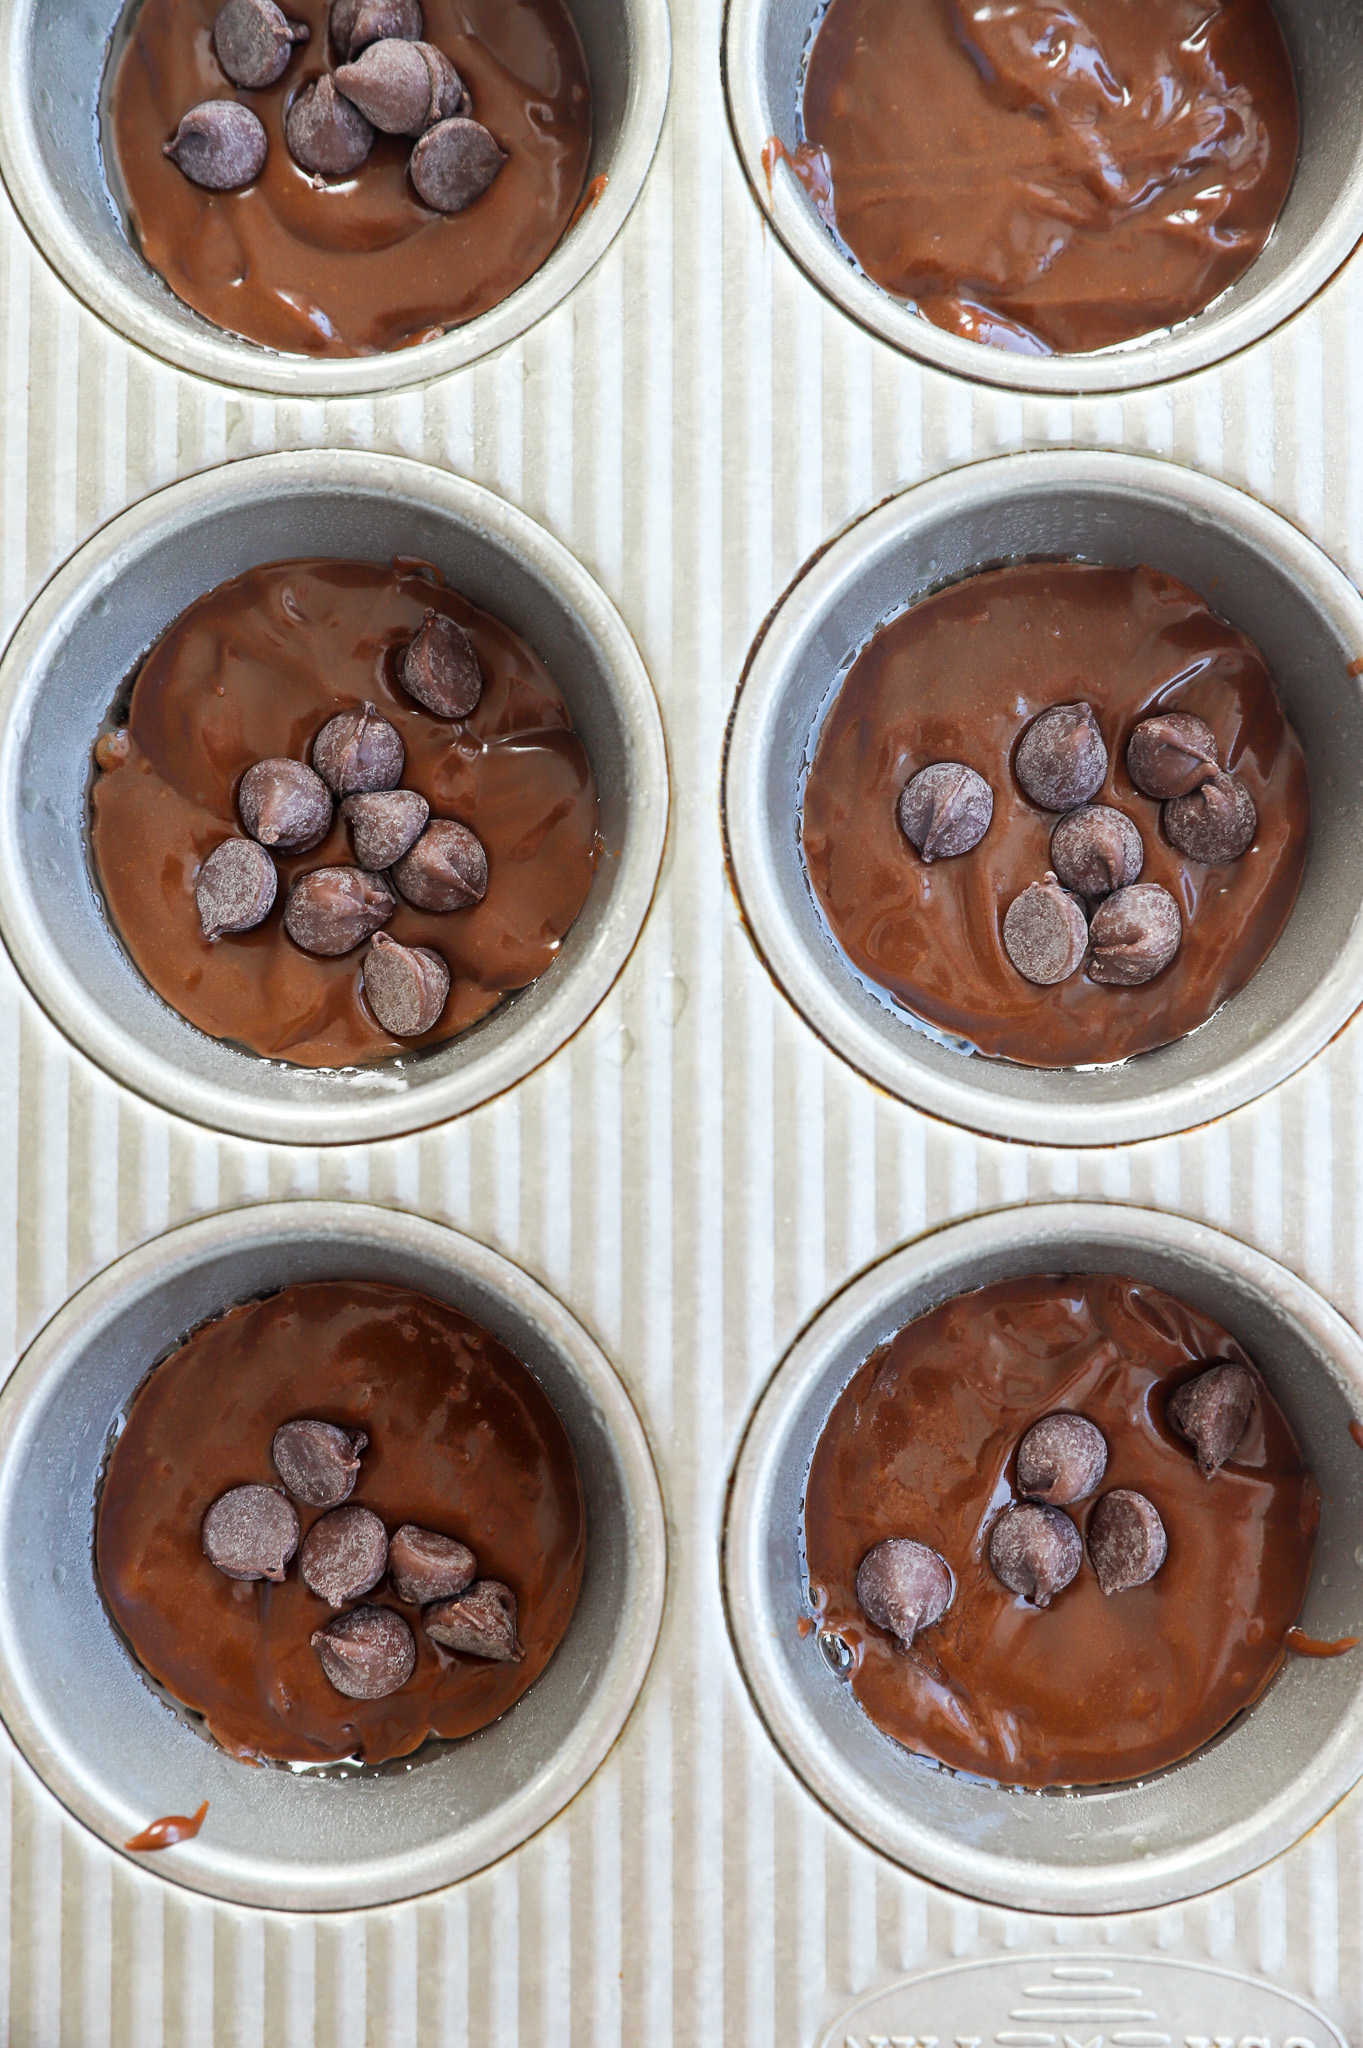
xmin=1 ymin=0 xmax=1362 ymax=2036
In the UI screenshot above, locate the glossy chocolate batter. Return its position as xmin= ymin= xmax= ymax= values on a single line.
xmin=798 ymin=0 xmax=1299 ymax=355
xmin=89 ymin=558 xmax=599 ymax=1068
xmin=801 ymin=562 xmax=1309 ymax=1068
xmin=805 ymin=1275 xmax=1318 ymax=1789
xmin=97 ymin=1282 xmax=585 ymax=1765
xmin=106 ymin=0 xmax=591 ymax=356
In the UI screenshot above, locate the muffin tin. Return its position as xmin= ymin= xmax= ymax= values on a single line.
xmin=725 ymin=0 xmax=1363 ymax=393
xmin=0 ymin=0 xmax=671 ymax=393
xmin=0 ymin=0 xmax=1361 ymax=2033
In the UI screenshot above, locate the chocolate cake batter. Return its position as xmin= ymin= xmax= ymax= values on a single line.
xmin=89 ymin=558 xmax=599 ymax=1068
xmin=801 ymin=562 xmax=1309 ymax=1067
xmin=798 ymin=0 xmax=1299 ymax=355
xmin=97 ymin=1283 xmax=585 ymax=1764
xmin=804 ymin=1275 xmax=1318 ymax=1789
xmin=105 ymin=0 xmax=591 ymax=356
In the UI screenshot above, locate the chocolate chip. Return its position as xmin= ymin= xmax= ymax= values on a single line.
xmin=1087 ymin=1489 xmax=1168 ymax=1594
xmin=1002 ymin=876 xmax=1088 ymax=985
xmin=342 ymin=789 xmax=429 ymax=868
xmin=197 ymin=838 xmax=277 ymax=939
xmin=1049 ymin=804 xmax=1144 ymax=899
xmin=897 ymin=762 xmax=993 ymax=862
xmin=285 ymin=74 xmax=374 ymax=177
xmin=424 ymin=1579 xmax=523 ymax=1661
xmin=988 ymin=1502 xmax=1081 ymax=1608
xmin=213 ymin=0 xmax=308 ymax=86
xmin=283 ymin=866 xmax=396 ymax=954
xmin=201 ymin=1483 xmax=298 ymax=1581
xmin=391 ymin=820 xmax=488 ymax=911
xmin=362 ymin=931 xmax=450 ymax=1035
xmin=300 ymin=1504 xmax=389 ymax=1605
xmin=238 ymin=758 xmax=333 ymax=851
xmin=312 ymin=1605 xmax=416 ymax=1698
xmin=854 ymin=1537 xmax=952 ymax=1648
xmin=417 ymin=42 xmax=465 ymax=123
xmin=163 ymin=101 xmax=268 ymax=190
xmin=1088 ymin=882 xmax=1181 ymax=985
xmin=311 ymin=703 xmax=404 ymax=795
xmin=400 ymin=609 xmax=483 ymax=719
xmin=388 ymin=1524 xmax=477 ymax=1604
xmin=1163 ymin=771 xmax=1257 ymax=864
xmin=1015 ymin=1414 xmax=1107 ymax=1506
xmin=271 ymin=1419 xmax=367 ymax=1507
xmin=1014 ymin=702 xmax=1108 ymax=811
xmin=334 ymin=38 xmax=433 ymax=133
xmin=329 ymin=0 xmax=421 ymax=61
xmin=1168 ymin=1362 xmax=1257 ymax=1477
xmin=409 ymin=117 xmax=507 ymax=213
xmin=1126 ymin=712 xmax=1220 ymax=800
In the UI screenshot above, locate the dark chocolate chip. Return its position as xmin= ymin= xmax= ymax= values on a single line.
xmin=312 ymin=1604 xmax=416 ymax=1698
xmin=854 ymin=1537 xmax=952 ymax=1648
xmin=201 ymin=1483 xmax=298 ymax=1581
xmin=897 ymin=762 xmax=993 ymax=862
xmin=1168 ymin=1362 xmax=1257 ymax=1477
xmin=1163 ymin=771 xmax=1257 ymax=864
xmin=1087 ymin=1489 xmax=1168 ymax=1594
xmin=311 ymin=702 xmax=404 ymax=795
xmin=424 ymin=1578 xmax=523 ymax=1661
xmin=271 ymin=1419 xmax=367 ymax=1508
xmin=213 ymin=0 xmax=308 ymax=87
xmin=1014 ymin=702 xmax=1108 ymax=811
xmin=1087 ymin=881 xmax=1181 ymax=986
xmin=342 ymin=788 xmax=429 ymax=868
xmin=300 ymin=1504 xmax=389 ymax=1606
xmin=238 ymin=757 xmax=333 ymax=851
xmin=196 ymin=837 xmax=277 ymax=939
xmin=334 ymin=38 xmax=432 ymax=132
xmin=1049 ymin=804 xmax=1144 ymax=899
xmin=391 ymin=820 xmax=488 ymax=911
xmin=417 ymin=42 xmax=465 ymax=123
xmin=400 ymin=609 xmax=483 ymax=719
xmin=329 ymin=0 xmax=421 ymax=61
xmin=1016 ymin=1414 xmax=1108 ymax=1507
xmin=285 ymin=74 xmax=374 ymax=176
xmin=163 ymin=101 xmax=268 ymax=190
xmin=988 ymin=1502 xmax=1082 ymax=1608
xmin=1002 ymin=875 xmax=1088 ymax=985
xmin=362 ymin=931 xmax=450 ymax=1035
xmin=409 ymin=117 xmax=507 ymax=213
xmin=283 ymin=865 xmax=396 ymax=955
xmin=388 ymin=1524 xmax=477 ymax=1605
xmin=1126 ymin=712 xmax=1220 ymax=800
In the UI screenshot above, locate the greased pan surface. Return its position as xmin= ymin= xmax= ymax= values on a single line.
xmin=0 ymin=0 xmax=1361 ymax=2034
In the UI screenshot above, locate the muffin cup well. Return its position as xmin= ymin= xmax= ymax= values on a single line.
xmin=724 ymin=0 xmax=1363 ymax=394
xmin=723 ymin=1201 xmax=1363 ymax=1915
xmin=723 ymin=449 xmax=1363 ymax=1148
xmin=0 ymin=0 xmax=669 ymax=394
xmin=0 ymin=450 xmax=668 ymax=1145
xmin=0 ymin=1201 xmax=666 ymax=1911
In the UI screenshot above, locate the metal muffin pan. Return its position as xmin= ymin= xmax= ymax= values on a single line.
xmin=0 ymin=0 xmax=670 ymax=395
xmin=0 ymin=1200 xmax=666 ymax=1912
xmin=724 ymin=0 xmax=1363 ymax=395
xmin=724 ymin=448 xmax=1363 ymax=1149
xmin=0 ymin=448 xmax=669 ymax=1146
xmin=724 ymin=1200 xmax=1363 ymax=1916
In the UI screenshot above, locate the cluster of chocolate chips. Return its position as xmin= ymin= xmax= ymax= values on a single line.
xmin=201 ymin=1418 xmax=522 ymax=1701
xmin=897 ymin=703 xmax=1258 ymax=992
xmin=854 ymin=1361 xmax=1258 ymax=1646
xmin=163 ymin=0 xmax=506 ymax=215
xmin=195 ymin=608 xmax=486 ymax=1039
